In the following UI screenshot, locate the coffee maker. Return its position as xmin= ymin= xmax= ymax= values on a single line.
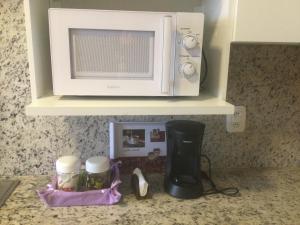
xmin=164 ymin=120 xmax=205 ymax=199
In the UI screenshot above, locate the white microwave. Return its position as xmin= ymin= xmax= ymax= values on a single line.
xmin=48 ymin=9 xmax=204 ymax=96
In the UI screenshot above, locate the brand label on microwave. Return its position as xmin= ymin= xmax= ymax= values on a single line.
xmin=107 ymin=85 xmax=120 ymax=89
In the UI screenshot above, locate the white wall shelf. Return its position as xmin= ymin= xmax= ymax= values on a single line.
xmin=24 ymin=0 xmax=240 ymax=116
xmin=26 ymin=92 xmax=234 ymax=116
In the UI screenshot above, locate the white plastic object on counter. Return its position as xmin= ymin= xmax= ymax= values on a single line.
xmin=56 ymin=155 xmax=81 ymax=191
xmin=133 ymin=168 xmax=149 ymax=197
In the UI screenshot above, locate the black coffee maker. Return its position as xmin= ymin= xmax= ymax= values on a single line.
xmin=164 ymin=120 xmax=205 ymax=199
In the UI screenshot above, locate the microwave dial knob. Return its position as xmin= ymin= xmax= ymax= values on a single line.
xmin=183 ymin=35 xmax=198 ymax=49
xmin=181 ymin=62 xmax=196 ymax=77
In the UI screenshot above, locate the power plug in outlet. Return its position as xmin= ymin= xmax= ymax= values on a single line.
xmin=226 ymin=106 xmax=246 ymax=133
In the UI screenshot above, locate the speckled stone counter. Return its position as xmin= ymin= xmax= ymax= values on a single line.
xmin=1 ymin=168 xmax=299 ymax=225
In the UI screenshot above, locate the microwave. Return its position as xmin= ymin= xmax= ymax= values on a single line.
xmin=48 ymin=9 xmax=204 ymax=96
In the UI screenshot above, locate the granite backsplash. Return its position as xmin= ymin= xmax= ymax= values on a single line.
xmin=0 ymin=0 xmax=299 ymax=176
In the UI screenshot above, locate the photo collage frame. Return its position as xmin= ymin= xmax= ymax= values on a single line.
xmin=109 ymin=122 xmax=167 ymax=159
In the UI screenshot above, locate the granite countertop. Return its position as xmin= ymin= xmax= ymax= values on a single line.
xmin=0 ymin=168 xmax=299 ymax=225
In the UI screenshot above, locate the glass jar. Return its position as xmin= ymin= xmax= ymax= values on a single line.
xmin=56 ymin=155 xmax=81 ymax=191
xmin=86 ymin=156 xmax=110 ymax=190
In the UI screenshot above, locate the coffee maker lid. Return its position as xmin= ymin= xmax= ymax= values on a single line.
xmin=166 ymin=120 xmax=205 ymax=134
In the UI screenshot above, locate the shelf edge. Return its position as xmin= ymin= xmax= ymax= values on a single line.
xmin=25 ymin=97 xmax=234 ymax=116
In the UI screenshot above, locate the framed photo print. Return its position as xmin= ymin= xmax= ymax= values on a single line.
xmin=109 ymin=122 xmax=167 ymax=159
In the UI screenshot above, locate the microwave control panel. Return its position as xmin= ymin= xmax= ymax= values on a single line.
xmin=174 ymin=12 xmax=204 ymax=96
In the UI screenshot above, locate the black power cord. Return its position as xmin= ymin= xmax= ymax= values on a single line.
xmin=200 ymin=49 xmax=208 ymax=87
xmin=200 ymin=154 xmax=240 ymax=197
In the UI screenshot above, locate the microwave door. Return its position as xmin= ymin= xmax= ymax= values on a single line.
xmin=49 ymin=9 xmax=175 ymax=96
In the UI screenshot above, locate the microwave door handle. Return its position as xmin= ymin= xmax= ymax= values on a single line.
xmin=161 ymin=16 xmax=172 ymax=94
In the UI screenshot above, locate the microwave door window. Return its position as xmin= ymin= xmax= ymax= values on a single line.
xmin=69 ymin=29 xmax=154 ymax=80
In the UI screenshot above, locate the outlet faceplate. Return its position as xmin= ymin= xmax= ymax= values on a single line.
xmin=226 ymin=106 xmax=246 ymax=133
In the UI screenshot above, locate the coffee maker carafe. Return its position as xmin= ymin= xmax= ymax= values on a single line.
xmin=164 ymin=120 xmax=205 ymax=199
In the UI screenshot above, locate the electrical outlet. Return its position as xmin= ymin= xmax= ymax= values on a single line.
xmin=226 ymin=106 xmax=246 ymax=133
